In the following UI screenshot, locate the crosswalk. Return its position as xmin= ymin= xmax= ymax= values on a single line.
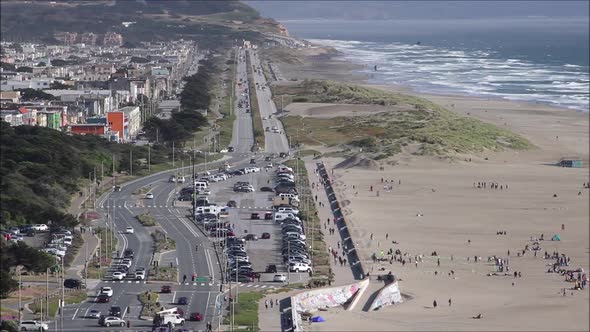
xmin=100 ymin=280 xmax=278 ymax=289
xmin=102 ymin=280 xmax=147 ymax=284
xmin=99 ymin=205 xmax=273 ymax=209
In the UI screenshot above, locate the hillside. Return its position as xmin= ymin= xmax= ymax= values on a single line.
xmin=0 ymin=0 xmax=283 ymax=48
xmin=0 ymin=122 xmax=170 ymax=229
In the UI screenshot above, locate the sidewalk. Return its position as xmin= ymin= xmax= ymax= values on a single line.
xmin=66 ymin=231 xmax=99 ymax=280
xmin=303 ymin=158 xmax=357 ymax=287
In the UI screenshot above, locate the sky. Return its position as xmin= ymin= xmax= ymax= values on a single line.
xmin=245 ymin=1 xmax=590 ymax=20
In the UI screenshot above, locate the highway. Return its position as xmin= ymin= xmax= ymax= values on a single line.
xmin=59 ymin=46 xmax=295 ymax=332
xmin=247 ymin=50 xmax=290 ymax=155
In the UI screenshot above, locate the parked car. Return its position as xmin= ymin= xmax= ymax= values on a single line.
xmin=146 ymin=193 xmax=154 ymax=199
xmin=244 ymin=234 xmax=258 ymax=241
xmin=19 ymin=320 xmax=49 ymax=331
xmin=289 ymin=262 xmax=312 ymax=273
xmin=32 ymin=224 xmax=49 ymax=231
xmin=260 ymin=187 xmax=274 ymax=192
xmin=227 ymin=200 xmax=237 ymax=208
xmin=261 ymin=232 xmax=271 ymax=239
xmin=250 ymin=213 xmax=260 ymax=220
xmin=266 ymin=264 xmax=277 ymax=273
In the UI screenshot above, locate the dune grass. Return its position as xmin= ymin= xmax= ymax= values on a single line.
xmin=223 ymin=292 xmax=264 ymax=331
xmin=274 ymin=80 xmax=532 ymax=157
xmin=247 ymin=52 xmax=265 ymax=150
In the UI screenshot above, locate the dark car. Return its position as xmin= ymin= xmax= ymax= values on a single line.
xmin=279 ymin=152 xmax=287 ymax=158
xmin=261 ymin=232 xmax=271 ymax=239
xmin=260 ymin=187 xmax=274 ymax=192
xmin=161 ymin=285 xmax=172 ymax=293
xmin=113 ymin=185 xmax=122 ymax=191
xmin=64 ymin=278 xmax=84 ymax=289
xmin=244 ymin=234 xmax=258 ymax=241
xmin=123 ymin=249 xmax=134 ymax=259
xmin=96 ymin=294 xmax=110 ymax=303
xmin=109 ymin=306 xmax=122 ymax=317
xmin=228 ymin=147 xmax=235 ymax=152
xmin=249 ymin=158 xmax=256 ymax=164
xmin=266 ymin=264 xmax=277 ymax=273
xmin=250 ymin=213 xmax=260 ymax=220
xmin=265 ymin=156 xmax=272 ymax=161
xmin=229 ymin=274 xmax=254 ymax=283
xmin=264 ymin=212 xmax=273 ymax=220
xmin=227 ymin=200 xmax=237 ymax=208
xmin=190 ymin=312 xmax=203 ymax=321
xmin=178 ymin=297 xmax=188 ymax=305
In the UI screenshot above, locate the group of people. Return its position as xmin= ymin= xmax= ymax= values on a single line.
xmin=473 ymin=181 xmax=508 ymax=190
xmin=264 ymin=298 xmax=280 ymax=309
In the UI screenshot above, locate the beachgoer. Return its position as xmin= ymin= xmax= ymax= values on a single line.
xmin=433 ymin=300 xmax=437 ymax=308
xmin=448 ymin=298 xmax=452 ymax=306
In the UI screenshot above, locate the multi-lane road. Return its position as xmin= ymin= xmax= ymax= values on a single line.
xmin=59 ymin=46 xmax=292 ymax=332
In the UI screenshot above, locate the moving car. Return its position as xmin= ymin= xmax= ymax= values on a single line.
xmin=190 ymin=312 xmax=203 ymax=321
xmin=123 ymin=249 xmax=134 ymax=259
xmin=125 ymin=227 xmax=134 ymax=234
xmin=100 ymin=287 xmax=113 ymax=297
xmin=243 ymin=234 xmax=258 ymax=241
xmin=19 ymin=320 xmax=49 ymax=331
xmin=64 ymin=278 xmax=84 ymax=289
xmin=99 ymin=316 xmax=126 ymax=327
xmin=261 ymin=232 xmax=271 ymax=239
xmin=96 ymin=294 xmax=110 ymax=303
xmin=273 ymin=274 xmax=287 ymax=282
xmin=109 ymin=306 xmax=122 ymax=317
xmin=178 ymin=297 xmax=188 ymax=305
xmin=161 ymin=285 xmax=172 ymax=293
xmin=227 ymin=200 xmax=237 ymax=208
xmin=135 ymin=270 xmax=146 ymax=280
xmin=146 ymin=193 xmax=154 ymax=199
xmin=113 ymin=185 xmax=122 ymax=191
xmin=87 ymin=309 xmax=101 ymax=319
xmin=250 ymin=213 xmax=260 ymax=220
xmin=266 ymin=264 xmax=277 ymax=273
xmin=111 ymin=272 xmax=124 ymax=280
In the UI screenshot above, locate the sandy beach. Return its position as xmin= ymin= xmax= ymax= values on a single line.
xmin=264 ymin=47 xmax=590 ymax=331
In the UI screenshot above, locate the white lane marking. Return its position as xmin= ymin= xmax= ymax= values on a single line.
xmin=172 ymin=291 xmax=177 ymax=304
xmin=246 ymin=285 xmax=253 ymax=288
xmin=83 ymin=308 xmax=90 ymax=318
xmin=261 ymin=285 xmax=267 ymax=289
xmin=254 ymin=285 xmax=260 ymax=288
xmin=72 ymin=308 xmax=79 ymax=320
xmin=205 ymin=249 xmax=214 ymax=284
xmin=176 ymin=257 xmax=179 ymax=266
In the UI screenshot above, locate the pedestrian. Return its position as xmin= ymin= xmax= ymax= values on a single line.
xmin=433 ymin=300 xmax=437 ymax=308
xmin=270 ymin=299 xmax=274 ymax=308
xmin=437 ymin=258 xmax=440 ymax=267
xmin=370 ymin=233 xmax=374 ymax=240
xmin=386 ymin=233 xmax=389 ymax=240
xmin=127 ymin=320 xmax=130 ymax=328
xmin=183 ymin=274 xmax=187 ymax=283
xmin=265 ymin=300 xmax=268 ymax=309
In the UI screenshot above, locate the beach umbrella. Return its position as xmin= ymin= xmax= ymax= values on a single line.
xmin=551 ymin=234 xmax=561 ymax=241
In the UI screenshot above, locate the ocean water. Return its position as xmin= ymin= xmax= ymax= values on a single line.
xmin=280 ymin=18 xmax=590 ymax=111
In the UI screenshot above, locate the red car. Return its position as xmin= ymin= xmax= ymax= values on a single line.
xmin=251 ymin=213 xmax=260 ymax=220
xmin=96 ymin=294 xmax=110 ymax=303
xmin=161 ymin=285 xmax=172 ymax=293
xmin=190 ymin=312 xmax=203 ymax=321
xmin=174 ymin=308 xmax=184 ymax=318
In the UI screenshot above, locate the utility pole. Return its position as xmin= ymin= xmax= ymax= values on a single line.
xmin=18 ymin=270 xmax=21 ymax=322
xmin=148 ymin=144 xmax=151 ymax=172
xmin=46 ymin=268 xmax=49 ymax=324
xmin=172 ymin=141 xmax=175 ymax=169
xmin=129 ymin=149 xmax=133 ymax=176
xmin=192 ymin=153 xmax=196 ymax=220
xmin=60 ymin=258 xmax=65 ymax=332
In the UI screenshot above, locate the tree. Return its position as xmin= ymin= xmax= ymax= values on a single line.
xmin=49 ymin=81 xmax=72 ymax=89
xmin=0 ymin=318 xmax=18 ymax=331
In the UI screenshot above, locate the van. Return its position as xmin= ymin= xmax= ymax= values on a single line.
xmin=194 ymin=181 xmax=208 ymax=190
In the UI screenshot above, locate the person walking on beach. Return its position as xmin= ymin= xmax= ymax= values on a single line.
xmin=437 ymin=258 xmax=440 ymax=267
xmin=265 ymin=300 xmax=268 ymax=309
xmin=448 ymin=298 xmax=452 ymax=306
xmin=433 ymin=300 xmax=437 ymax=308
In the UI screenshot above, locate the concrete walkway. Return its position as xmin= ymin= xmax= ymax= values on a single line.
xmin=303 ymin=158 xmax=357 ymax=286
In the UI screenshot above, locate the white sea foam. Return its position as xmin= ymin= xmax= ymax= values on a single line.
xmin=318 ymin=39 xmax=589 ymax=111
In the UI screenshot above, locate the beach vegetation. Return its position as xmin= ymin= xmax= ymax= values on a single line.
xmin=247 ymin=52 xmax=265 ymax=150
xmin=223 ymin=292 xmax=264 ymax=331
xmin=274 ymin=80 xmax=533 ymax=157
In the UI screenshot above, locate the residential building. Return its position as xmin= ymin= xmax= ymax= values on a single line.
xmin=0 ymin=110 xmax=23 ymax=126
xmin=0 ymin=91 xmax=20 ymax=103
xmin=103 ymin=32 xmax=123 ymax=47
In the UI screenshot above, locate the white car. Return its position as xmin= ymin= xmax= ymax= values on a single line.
xmin=101 ymin=316 xmax=126 ymax=327
xmin=251 ymin=167 xmax=261 ymax=172
xmin=177 ymin=176 xmax=186 ymax=183
xmin=19 ymin=320 xmax=49 ymax=331
xmin=125 ymin=227 xmax=134 ymax=234
xmin=111 ymin=272 xmax=124 ymax=280
xmin=289 ymin=262 xmax=312 ymax=273
xmin=32 ymin=224 xmax=48 ymax=231
xmin=100 ymin=287 xmax=113 ymax=297
xmin=273 ymin=274 xmax=287 ymax=282
xmin=62 ymin=238 xmax=73 ymax=246
xmin=121 ymin=259 xmax=133 ymax=268
xmin=146 ymin=193 xmax=154 ymax=199
xmin=200 ymin=189 xmax=211 ymax=195
xmin=87 ymin=309 xmax=101 ymax=319
xmin=135 ymin=270 xmax=146 ymax=280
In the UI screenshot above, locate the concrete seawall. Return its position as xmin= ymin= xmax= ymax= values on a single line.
xmin=291 ymin=279 xmax=369 ymax=331
xmin=369 ymin=281 xmax=403 ymax=311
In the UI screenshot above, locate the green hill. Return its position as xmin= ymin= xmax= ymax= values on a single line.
xmin=0 ymin=0 xmax=281 ymax=48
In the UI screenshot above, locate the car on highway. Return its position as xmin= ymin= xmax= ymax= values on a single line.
xmin=161 ymin=285 xmax=172 ymax=293
xmin=244 ymin=234 xmax=258 ymax=241
xmin=99 ymin=316 xmax=126 ymax=327
xmin=178 ymin=297 xmax=188 ymax=305
xmin=169 ymin=176 xmax=177 ymax=183
xmin=227 ymin=200 xmax=237 ymax=208
xmin=109 ymin=306 xmax=122 ymax=317
xmin=111 ymin=272 xmax=124 ymax=280
xmin=261 ymin=232 xmax=271 ymax=239
xmin=100 ymin=287 xmax=113 ymax=297
xmin=87 ymin=309 xmax=101 ymax=319
xmin=125 ymin=226 xmax=134 ymax=234
xmin=135 ymin=270 xmax=146 ymax=280
xmin=146 ymin=193 xmax=154 ymax=199
xmin=229 ymin=273 xmax=254 ymax=283
xmin=19 ymin=320 xmax=49 ymax=331
xmin=273 ymin=274 xmax=287 ymax=282
xmin=228 ymin=146 xmax=235 ymax=152
xmin=113 ymin=185 xmax=122 ymax=191
xmin=124 ymin=249 xmax=134 ymax=259
xmin=189 ymin=312 xmax=203 ymax=321
xmin=96 ymin=294 xmax=110 ymax=303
